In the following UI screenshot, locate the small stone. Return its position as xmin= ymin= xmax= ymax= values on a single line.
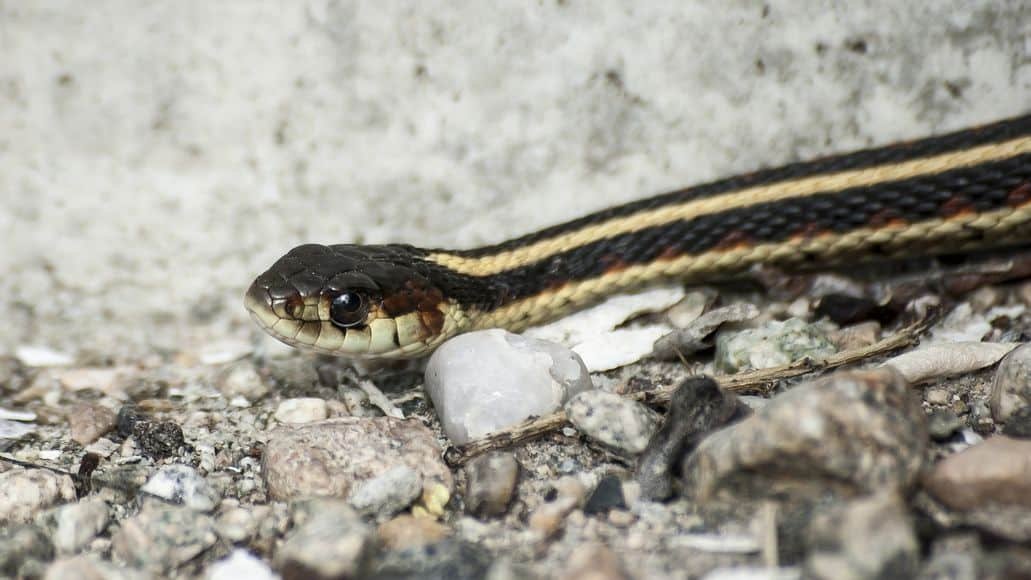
xmin=15 ymin=345 xmax=73 ymax=367
xmin=925 ymin=388 xmax=950 ymax=406
xmin=827 ymin=321 xmax=880 ymax=351
xmin=274 ymin=398 xmax=329 ymax=424
xmin=0 ymin=468 xmax=76 ymax=524
xmin=133 ymin=420 xmax=186 ymax=459
xmin=969 ymin=400 xmax=995 ymax=435
xmin=715 ymin=318 xmax=836 ymax=373
xmin=1002 ymin=406 xmax=1031 ymax=439
xmin=216 ymin=506 xmax=260 ymax=543
xmin=563 ymin=543 xmax=629 ymax=580
xmin=372 ymin=538 xmax=492 ymax=580
xmin=263 ymin=417 xmax=451 ymax=501
xmin=377 ymin=515 xmax=451 ymax=550
xmin=464 ymin=452 xmax=519 ymax=518
xmin=216 ymin=362 xmax=269 ymax=401
xmin=112 ymin=506 xmax=217 ymax=573
xmin=415 ymin=483 xmax=451 ymax=519
xmin=565 ymin=391 xmax=661 ymax=454
xmin=991 ymin=342 xmax=1031 ymax=422
xmin=45 ymin=555 xmax=149 ymax=580
xmin=528 ymin=495 xmax=579 ymax=539
xmin=927 ymin=410 xmax=965 ymax=441
xmin=349 ymin=465 xmax=422 ymax=517
xmin=583 ymin=475 xmax=627 ymax=515
xmin=923 ymin=436 xmax=1031 ymax=510
xmin=207 ymin=549 xmax=277 ymax=580
xmin=0 ymin=524 xmax=53 ymax=578
xmin=141 ymin=464 xmax=220 ymax=512
xmin=275 ymin=501 xmax=374 ymax=580
xmin=50 ymin=498 xmax=110 ymax=555
xmin=425 ymin=329 xmax=592 ymax=443
xmin=804 ymin=492 xmax=918 ymax=580
xmin=683 ymin=367 xmax=926 ymax=500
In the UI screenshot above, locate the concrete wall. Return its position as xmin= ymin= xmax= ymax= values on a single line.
xmin=1 ymin=1 xmax=1028 ymax=360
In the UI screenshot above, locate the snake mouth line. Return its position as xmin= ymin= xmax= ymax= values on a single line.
xmin=245 ymin=113 xmax=1031 ymax=359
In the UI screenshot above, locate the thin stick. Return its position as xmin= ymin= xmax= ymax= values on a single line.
xmin=444 ymin=311 xmax=935 ymax=466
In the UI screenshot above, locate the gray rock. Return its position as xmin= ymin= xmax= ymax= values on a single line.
xmin=927 ymin=410 xmax=964 ymax=441
xmin=275 ymin=500 xmax=374 ymax=580
xmin=715 ymin=318 xmax=836 ymax=373
xmin=45 ymin=555 xmax=151 ymax=580
xmin=263 ymin=417 xmax=452 ymax=501
xmin=565 ymin=391 xmax=661 ymax=455
xmin=112 ymin=506 xmax=217 ymax=573
xmin=425 ymin=329 xmax=592 ymax=444
xmin=140 ymin=464 xmax=220 ymax=512
xmin=1002 ymin=405 xmax=1031 ymax=439
xmin=683 ymin=367 xmax=926 ymax=500
xmin=372 ymin=538 xmax=493 ymax=580
xmin=50 ymin=498 xmax=110 ymax=555
xmin=465 ymin=452 xmax=520 ymax=518
xmin=349 ymin=465 xmax=422 ymax=517
xmin=0 ymin=524 xmax=53 ymax=579
xmin=0 ymin=467 xmax=76 ymax=524
xmin=991 ymin=342 xmax=1031 ymax=422
xmin=804 ymin=492 xmax=918 ymax=580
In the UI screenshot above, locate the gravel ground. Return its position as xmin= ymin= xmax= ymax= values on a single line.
xmin=2 ymin=2 xmax=1031 ymax=579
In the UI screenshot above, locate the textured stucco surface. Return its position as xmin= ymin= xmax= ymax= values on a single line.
xmin=1 ymin=1 xmax=1028 ymax=359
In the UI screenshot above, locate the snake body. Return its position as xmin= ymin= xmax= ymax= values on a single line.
xmin=246 ymin=114 xmax=1031 ymax=359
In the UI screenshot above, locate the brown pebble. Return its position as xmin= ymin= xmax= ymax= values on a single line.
xmin=464 ymin=452 xmax=519 ymax=518
xmin=528 ymin=496 xmax=578 ymax=539
xmin=67 ymin=403 xmax=117 ymax=445
xmin=377 ymin=515 xmax=451 ymax=550
xmin=923 ymin=436 xmax=1031 ymax=511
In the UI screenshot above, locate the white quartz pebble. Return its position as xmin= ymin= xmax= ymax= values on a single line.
xmin=425 ymin=329 xmax=592 ymax=444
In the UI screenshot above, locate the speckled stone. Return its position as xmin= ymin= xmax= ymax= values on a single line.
xmin=48 ymin=498 xmax=110 ymax=555
xmin=565 ymin=391 xmax=661 ymax=455
xmin=804 ymin=492 xmax=918 ymax=580
xmin=263 ymin=417 xmax=452 ymax=501
xmin=140 ymin=464 xmax=220 ymax=512
xmin=0 ymin=468 xmax=76 ymax=525
xmin=275 ymin=500 xmax=374 ymax=580
xmin=683 ymin=367 xmax=926 ymax=500
xmin=715 ymin=318 xmax=836 ymax=373
xmin=348 ymin=465 xmax=422 ymax=517
xmin=112 ymin=506 xmax=217 ymax=573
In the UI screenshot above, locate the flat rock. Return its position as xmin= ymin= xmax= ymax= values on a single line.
xmin=682 ymin=367 xmax=926 ymax=500
xmin=0 ymin=467 xmax=76 ymax=525
xmin=923 ymin=436 xmax=1031 ymax=511
xmin=566 ymin=391 xmax=661 ymax=455
xmin=112 ymin=506 xmax=217 ymax=574
xmin=263 ymin=417 xmax=452 ymax=501
xmin=425 ymin=329 xmax=592 ymax=444
xmin=804 ymin=492 xmax=918 ymax=580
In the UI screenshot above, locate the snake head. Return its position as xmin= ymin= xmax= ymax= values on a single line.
xmin=244 ymin=244 xmax=458 ymax=358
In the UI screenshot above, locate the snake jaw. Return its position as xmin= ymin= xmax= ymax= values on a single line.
xmin=244 ymin=243 xmax=462 ymax=359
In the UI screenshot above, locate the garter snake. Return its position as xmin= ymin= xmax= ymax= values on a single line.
xmin=246 ymin=114 xmax=1031 ymax=359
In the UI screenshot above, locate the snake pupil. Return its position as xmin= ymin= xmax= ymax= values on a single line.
xmin=329 ymin=292 xmax=366 ymax=328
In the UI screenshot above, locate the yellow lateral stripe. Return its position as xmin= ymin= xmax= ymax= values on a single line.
xmin=430 ymin=136 xmax=1031 ymax=276
xmin=469 ymin=204 xmax=1031 ymax=332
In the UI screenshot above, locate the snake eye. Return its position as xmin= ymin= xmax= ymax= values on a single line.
xmin=329 ymin=292 xmax=368 ymax=328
